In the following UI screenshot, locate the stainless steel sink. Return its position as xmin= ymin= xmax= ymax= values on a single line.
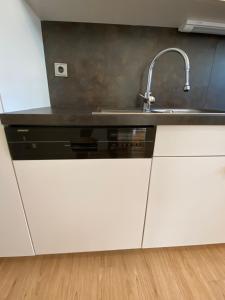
xmin=150 ymin=108 xmax=225 ymax=114
xmin=92 ymin=108 xmax=225 ymax=115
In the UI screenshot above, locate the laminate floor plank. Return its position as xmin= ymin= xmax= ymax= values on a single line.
xmin=1 ymin=245 xmax=225 ymax=300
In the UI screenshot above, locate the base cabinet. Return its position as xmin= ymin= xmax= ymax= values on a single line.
xmin=0 ymin=126 xmax=34 ymax=257
xmin=143 ymin=157 xmax=225 ymax=248
xmin=14 ymin=159 xmax=151 ymax=255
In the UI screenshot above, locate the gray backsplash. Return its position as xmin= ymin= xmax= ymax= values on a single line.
xmin=42 ymin=21 xmax=225 ymax=111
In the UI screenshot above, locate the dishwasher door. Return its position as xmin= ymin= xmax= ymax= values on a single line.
xmin=14 ymin=158 xmax=152 ymax=254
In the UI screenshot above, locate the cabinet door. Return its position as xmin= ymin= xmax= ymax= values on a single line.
xmin=14 ymin=159 xmax=151 ymax=254
xmin=0 ymin=126 xmax=34 ymax=257
xmin=143 ymin=157 xmax=225 ymax=248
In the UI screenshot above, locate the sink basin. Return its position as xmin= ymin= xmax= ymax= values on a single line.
xmin=92 ymin=108 xmax=225 ymax=115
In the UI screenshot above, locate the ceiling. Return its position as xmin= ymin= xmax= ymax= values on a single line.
xmin=26 ymin=0 xmax=225 ymax=28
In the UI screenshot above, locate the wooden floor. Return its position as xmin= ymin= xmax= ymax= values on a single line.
xmin=1 ymin=245 xmax=225 ymax=300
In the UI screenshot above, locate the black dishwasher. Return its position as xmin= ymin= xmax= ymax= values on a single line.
xmin=5 ymin=126 xmax=156 ymax=160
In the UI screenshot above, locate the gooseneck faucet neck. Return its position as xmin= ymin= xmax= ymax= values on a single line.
xmin=142 ymin=47 xmax=191 ymax=112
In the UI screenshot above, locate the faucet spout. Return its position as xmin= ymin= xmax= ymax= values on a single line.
xmin=142 ymin=47 xmax=191 ymax=112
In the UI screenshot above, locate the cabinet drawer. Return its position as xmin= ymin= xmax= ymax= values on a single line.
xmin=154 ymin=126 xmax=225 ymax=157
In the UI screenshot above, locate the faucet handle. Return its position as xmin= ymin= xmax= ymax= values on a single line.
xmin=139 ymin=93 xmax=146 ymax=100
xmin=139 ymin=93 xmax=156 ymax=112
xmin=139 ymin=93 xmax=147 ymax=97
xmin=139 ymin=93 xmax=155 ymax=103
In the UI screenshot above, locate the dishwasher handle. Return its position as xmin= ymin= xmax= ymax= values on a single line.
xmin=70 ymin=142 xmax=98 ymax=152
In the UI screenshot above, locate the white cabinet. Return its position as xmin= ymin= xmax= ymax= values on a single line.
xmin=143 ymin=156 xmax=225 ymax=248
xmin=0 ymin=125 xmax=34 ymax=257
xmin=14 ymin=159 xmax=151 ymax=254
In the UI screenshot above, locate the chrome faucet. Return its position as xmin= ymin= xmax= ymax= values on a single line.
xmin=140 ymin=48 xmax=191 ymax=112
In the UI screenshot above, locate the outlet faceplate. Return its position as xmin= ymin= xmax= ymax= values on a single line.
xmin=54 ymin=63 xmax=68 ymax=77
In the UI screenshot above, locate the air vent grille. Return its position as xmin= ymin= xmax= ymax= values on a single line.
xmin=179 ymin=20 xmax=225 ymax=36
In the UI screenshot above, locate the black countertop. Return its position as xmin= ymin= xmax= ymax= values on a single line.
xmin=1 ymin=107 xmax=225 ymax=126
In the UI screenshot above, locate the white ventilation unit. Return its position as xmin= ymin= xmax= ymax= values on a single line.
xmin=179 ymin=19 xmax=225 ymax=36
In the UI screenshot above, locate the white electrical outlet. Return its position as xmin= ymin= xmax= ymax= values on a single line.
xmin=54 ymin=63 xmax=68 ymax=77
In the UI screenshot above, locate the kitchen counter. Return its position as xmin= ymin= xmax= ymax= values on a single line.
xmin=1 ymin=106 xmax=225 ymax=126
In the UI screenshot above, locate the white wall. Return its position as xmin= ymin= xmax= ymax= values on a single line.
xmin=0 ymin=0 xmax=50 ymax=112
xmin=0 ymin=95 xmax=3 ymax=113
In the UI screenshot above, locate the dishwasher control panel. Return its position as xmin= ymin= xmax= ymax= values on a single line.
xmin=5 ymin=126 xmax=156 ymax=160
